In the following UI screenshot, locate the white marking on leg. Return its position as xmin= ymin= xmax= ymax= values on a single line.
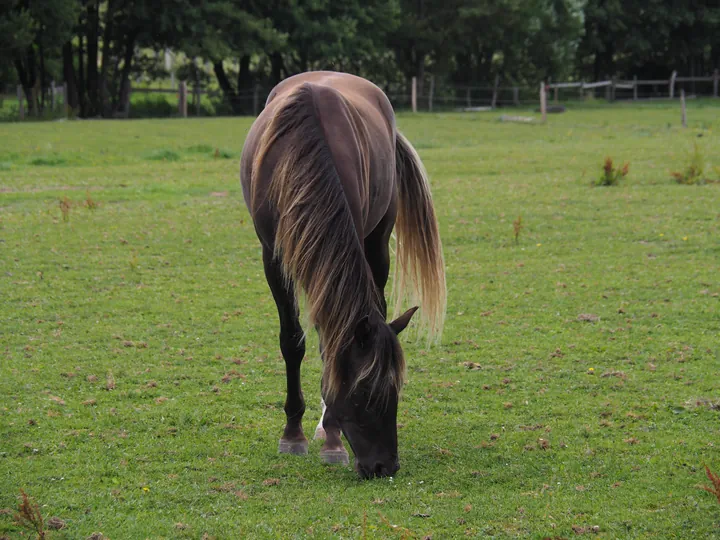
xmin=314 ymin=398 xmax=327 ymax=440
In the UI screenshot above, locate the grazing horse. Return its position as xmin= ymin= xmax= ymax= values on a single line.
xmin=240 ymin=71 xmax=446 ymax=479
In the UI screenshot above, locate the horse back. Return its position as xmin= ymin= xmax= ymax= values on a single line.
xmin=241 ymin=72 xmax=398 ymax=247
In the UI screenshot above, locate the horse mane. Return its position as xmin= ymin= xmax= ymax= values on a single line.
xmin=252 ymin=83 xmax=401 ymax=402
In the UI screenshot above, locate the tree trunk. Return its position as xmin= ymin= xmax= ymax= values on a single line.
xmin=63 ymin=41 xmax=80 ymax=111
xmin=99 ymin=0 xmax=116 ymax=117
xmin=270 ymin=52 xmax=284 ymax=86
xmin=298 ymin=49 xmax=308 ymax=73
xmin=237 ymin=55 xmax=253 ymax=115
xmin=117 ymin=32 xmax=136 ymax=116
xmin=86 ymin=0 xmax=100 ymax=116
xmin=39 ymin=41 xmax=46 ymax=113
xmin=78 ymin=31 xmax=86 ymax=116
xmin=592 ymin=51 xmax=602 ymax=82
xmin=13 ymin=53 xmax=32 ymax=107
xmin=415 ymin=52 xmax=425 ymax=97
xmin=213 ymin=60 xmax=242 ymax=114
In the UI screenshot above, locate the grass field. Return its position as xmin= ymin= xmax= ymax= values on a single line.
xmin=1 ymin=102 xmax=720 ymax=539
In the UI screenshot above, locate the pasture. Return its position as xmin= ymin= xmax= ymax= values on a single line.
xmin=1 ymin=103 xmax=719 ymax=538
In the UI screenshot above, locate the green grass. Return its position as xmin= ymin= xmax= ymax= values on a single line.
xmin=1 ymin=103 xmax=720 ymax=539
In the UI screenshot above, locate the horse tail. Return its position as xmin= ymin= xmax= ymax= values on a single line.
xmin=393 ymin=131 xmax=446 ymax=342
xmin=252 ymin=82 xmax=377 ymax=401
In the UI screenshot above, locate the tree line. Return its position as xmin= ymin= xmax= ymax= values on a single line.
xmin=2 ymin=0 xmax=719 ymax=117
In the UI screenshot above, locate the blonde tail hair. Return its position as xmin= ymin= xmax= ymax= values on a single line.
xmin=392 ymin=131 xmax=447 ymax=342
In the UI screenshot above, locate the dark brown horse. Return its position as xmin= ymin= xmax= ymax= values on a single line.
xmin=240 ymin=71 xmax=446 ymax=479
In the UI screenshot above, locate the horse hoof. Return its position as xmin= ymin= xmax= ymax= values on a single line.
xmin=320 ymin=448 xmax=349 ymax=465
xmin=314 ymin=426 xmax=326 ymax=440
xmin=278 ymin=438 xmax=309 ymax=455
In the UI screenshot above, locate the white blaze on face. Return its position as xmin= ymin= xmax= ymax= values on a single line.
xmin=314 ymin=398 xmax=327 ymax=440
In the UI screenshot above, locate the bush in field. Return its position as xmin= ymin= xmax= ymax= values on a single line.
xmin=595 ymin=157 xmax=629 ymax=186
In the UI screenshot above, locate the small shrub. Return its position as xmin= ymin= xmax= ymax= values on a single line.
xmin=595 ymin=157 xmax=629 ymax=186
xmin=699 ymin=464 xmax=720 ymax=506
xmin=186 ymin=144 xmax=214 ymax=154
xmin=30 ymin=154 xmax=66 ymax=167
xmin=14 ymin=490 xmax=46 ymax=539
xmin=129 ymin=95 xmax=176 ymax=119
xmin=512 ymin=215 xmax=523 ymax=244
xmin=146 ymin=149 xmax=180 ymax=161
xmin=214 ymin=148 xmax=236 ymax=159
xmin=59 ymin=196 xmax=72 ymax=222
xmin=84 ymin=190 xmax=99 ymax=210
xmin=671 ymin=142 xmax=709 ymax=185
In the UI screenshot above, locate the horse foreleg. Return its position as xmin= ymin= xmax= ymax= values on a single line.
xmin=314 ymin=398 xmax=326 ymax=440
xmin=263 ymin=246 xmax=308 ymax=455
xmin=316 ymin=336 xmax=349 ymax=465
xmin=319 ymin=403 xmax=349 ymax=465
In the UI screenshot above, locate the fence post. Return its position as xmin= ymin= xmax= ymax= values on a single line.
xmin=633 ymin=76 xmax=638 ymax=101
xmin=714 ymin=69 xmax=719 ymax=98
xmin=466 ymin=87 xmax=471 ymax=108
xmin=63 ymin=82 xmax=69 ymax=118
xmin=51 ymin=81 xmax=56 ymax=111
xmin=253 ymin=84 xmax=260 ymax=116
xmin=491 ymin=75 xmax=500 ymax=108
xmin=669 ymin=70 xmax=677 ymax=98
xmin=540 ymin=82 xmax=547 ymax=123
xmin=411 ymin=76 xmax=417 ymax=113
xmin=553 ymin=85 xmax=559 ymax=104
xmin=17 ymin=85 xmax=24 ymax=120
xmin=680 ymin=89 xmax=687 ymax=128
xmin=513 ymin=86 xmax=519 ymax=106
xmin=428 ymin=75 xmax=434 ymax=112
xmin=178 ymin=81 xmax=187 ymax=117
xmin=611 ymin=77 xmax=617 ymax=102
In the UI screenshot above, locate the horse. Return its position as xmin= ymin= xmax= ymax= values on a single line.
xmin=240 ymin=71 xmax=446 ymax=479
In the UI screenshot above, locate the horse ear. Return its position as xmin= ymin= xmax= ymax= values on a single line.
xmin=389 ymin=307 xmax=419 ymax=335
xmin=355 ymin=315 xmax=372 ymax=346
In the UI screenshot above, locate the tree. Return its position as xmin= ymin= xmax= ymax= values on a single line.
xmin=1 ymin=0 xmax=79 ymax=114
xmin=173 ymin=1 xmax=284 ymax=114
xmin=447 ymin=0 xmax=583 ymax=92
xmin=388 ymin=0 xmax=460 ymax=94
xmin=577 ymin=0 xmax=720 ymax=80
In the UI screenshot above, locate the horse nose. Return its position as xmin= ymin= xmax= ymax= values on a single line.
xmin=373 ymin=459 xmax=400 ymax=478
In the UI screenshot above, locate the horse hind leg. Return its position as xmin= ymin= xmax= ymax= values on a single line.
xmin=263 ymin=246 xmax=308 ymax=456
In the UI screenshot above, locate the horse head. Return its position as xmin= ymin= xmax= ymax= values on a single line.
xmin=325 ymin=307 xmax=417 ymax=479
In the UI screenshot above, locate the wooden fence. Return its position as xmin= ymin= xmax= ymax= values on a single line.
xmin=546 ymin=70 xmax=720 ymax=103
xmin=6 ymin=70 xmax=720 ymax=120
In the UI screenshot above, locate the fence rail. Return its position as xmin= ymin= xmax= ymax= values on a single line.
xmin=4 ymin=70 xmax=720 ymax=121
xmin=547 ymin=70 xmax=720 ymax=102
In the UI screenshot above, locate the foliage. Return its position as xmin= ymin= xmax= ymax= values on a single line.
xmin=512 ymin=215 xmax=523 ymax=244
xmin=578 ymin=1 xmax=720 ymax=80
xmin=595 ymin=157 xmax=629 ymax=186
xmin=698 ymin=465 xmax=720 ymax=505
xmin=13 ymin=490 xmax=46 ymax=539
xmin=11 ymin=0 xmax=720 ymax=118
xmin=671 ymin=142 xmax=710 ymax=185
xmin=1 ymin=105 xmax=719 ymax=537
